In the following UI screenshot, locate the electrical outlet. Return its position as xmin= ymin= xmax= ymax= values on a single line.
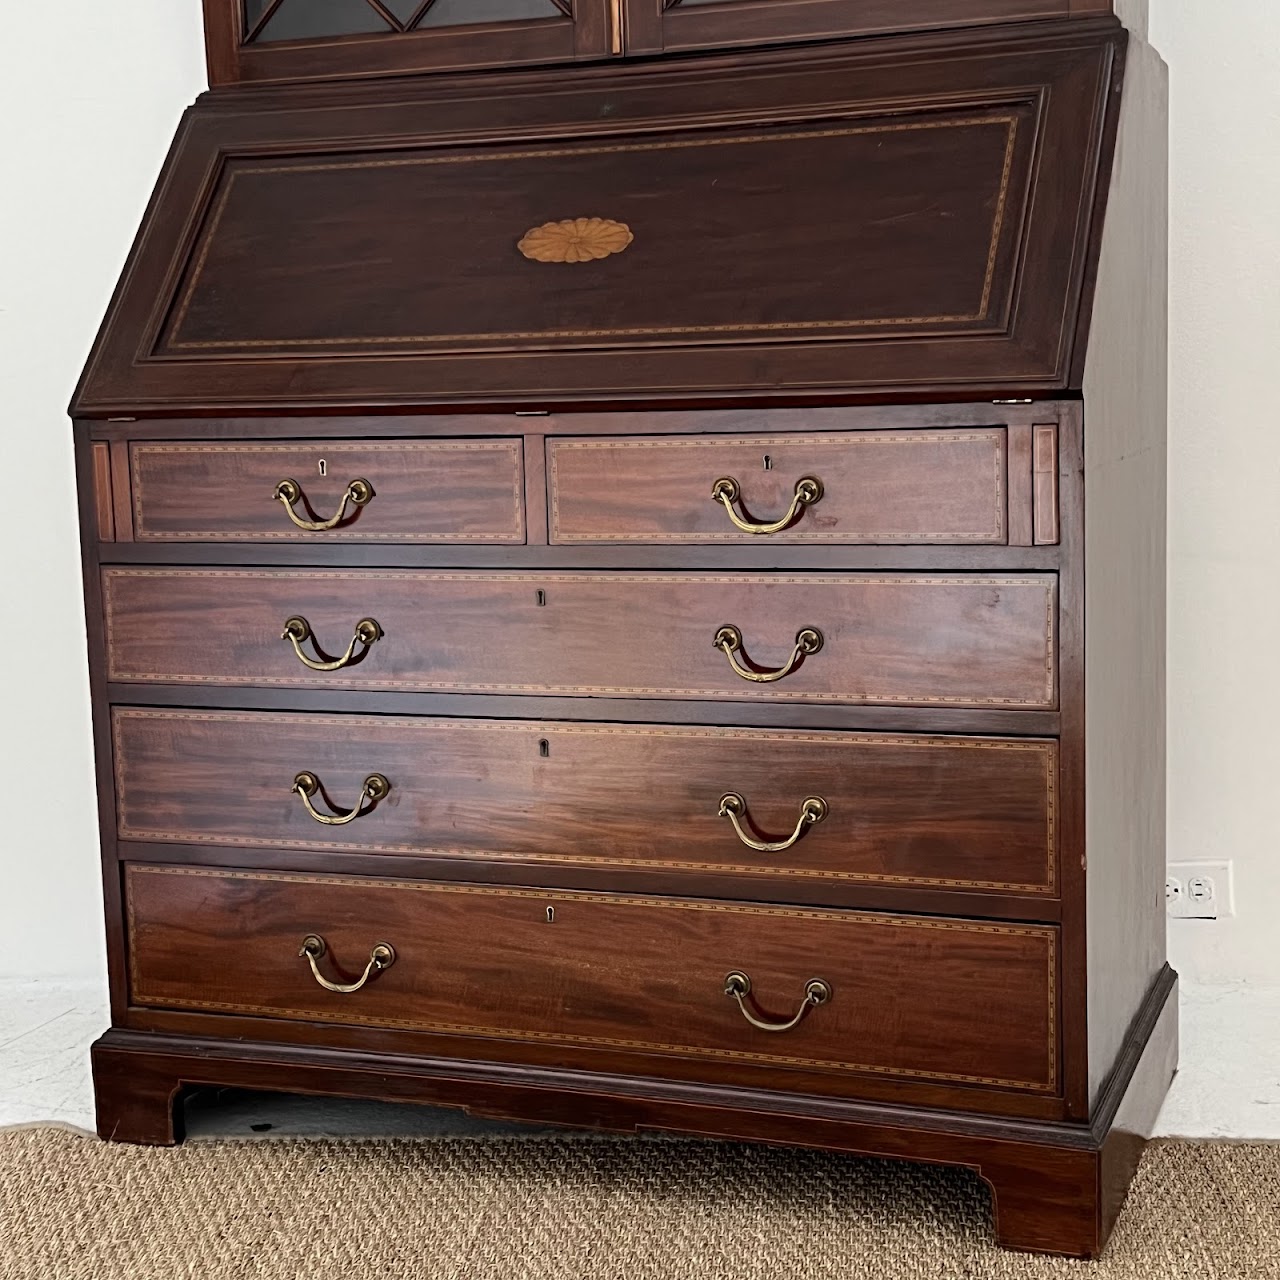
xmin=1167 ymin=861 xmax=1233 ymax=919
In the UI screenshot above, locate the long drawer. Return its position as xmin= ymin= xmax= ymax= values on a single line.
xmin=129 ymin=439 xmax=525 ymax=543
xmin=125 ymin=865 xmax=1059 ymax=1095
xmin=113 ymin=709 xmax=1058 ymax=895
xmin=103 ymin=569 xmax=1057 ymax=708
xmin=549 ymin=429 xmax=1013 ymax=545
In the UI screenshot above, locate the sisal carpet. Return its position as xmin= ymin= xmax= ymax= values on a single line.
xmin=0 ymin=1127 xmax=1276 ymax=1279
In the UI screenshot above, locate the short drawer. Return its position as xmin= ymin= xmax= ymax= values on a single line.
xmin=103 ymin=569 xmax=1057 ymax=709
xmin=550 ymin=430 xmax=1011 ymax=544
xmin=125 ymin=865 xmax=1059 ymax=1095
xmin=113 ymin=710 xmax=1059 ymax=896
xmin=128 ymin=439 xmax=525 ymax=542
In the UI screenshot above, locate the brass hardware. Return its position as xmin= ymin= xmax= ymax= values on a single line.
xmin=518 ymin=218 xmax=633 ymax=263
xmin=282 ymin=615 xmax=382 ymax=672
xmin=723 ymin=971 xmax=832 ymax=1033
xmin=713 ymin=625 xmax=822 ymax=683
xmin=293 ymin=771 xmax=390 ymax=826
xmin=273 ymin=477 xmax=373 ymax=530
xmin=718 ymin=793 xmax=828 ymax=852
xmin=298 ymin=934 xmax=395 ymax=994
xmin=609 ymin=0 xmax=623 ymax=54
xmin=711 ymin=475 xmax=822 ymax=535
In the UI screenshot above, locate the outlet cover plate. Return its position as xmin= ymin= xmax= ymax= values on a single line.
xmin=1167 ymin=860 xmax=1234 ymax=919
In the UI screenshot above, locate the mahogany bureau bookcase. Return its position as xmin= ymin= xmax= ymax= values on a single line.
xmin=72 ymin=0 xmax=1171 ymax=1258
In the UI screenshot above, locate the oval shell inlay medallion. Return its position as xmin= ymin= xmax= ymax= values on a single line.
xmin=518 ymin=217 xmax=634 ymax=264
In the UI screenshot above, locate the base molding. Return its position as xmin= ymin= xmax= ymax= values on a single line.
xmin=93 ymin=966 xmax=1177 ymax=1258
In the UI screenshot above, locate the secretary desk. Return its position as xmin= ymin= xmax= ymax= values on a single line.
xmin=74 ymin=0 xmax=1173 ymax=1257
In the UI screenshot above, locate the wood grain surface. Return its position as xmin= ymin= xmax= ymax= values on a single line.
xmin=73 ymin=29 xmax=1121 ymax=414
xmin=130 ymin=439 xmax=525 ymax=542
xmin=125 ymin=864 xmax=1059 ymax=1093
xmin=549 ymin=429 xmax=1010 ymax=544
xmin=202 ymin=0 xmax=1113 ymax=86
xmin=112 ymin=708 xmax=1059 ymax=895
xmin=103 ymin=568 xmax=1058 ymax=708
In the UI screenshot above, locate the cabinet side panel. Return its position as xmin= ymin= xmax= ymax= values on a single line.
xmin=1082 ymin=34 xmax=1168 ymax=1106
xmin=74 ymin=425 xmax=130 ymax=1024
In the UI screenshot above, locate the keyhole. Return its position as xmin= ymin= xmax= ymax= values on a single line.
xmin=536 ymin=590 xmax=547 ymax=606
xmin=317 ymin=459 xmax=327 ymax=477
xmin=546 ymin=906 xmax=555 ymax=924
xmin=538 ymin=739 xmax=550 ymax=758
xmin=763 ymin=455 xmax=773 ymax=471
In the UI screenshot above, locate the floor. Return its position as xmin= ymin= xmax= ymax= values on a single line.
xmin=1 ymin=978 xmax=1277 ymax=1139
xmin=9 ymin=1126 xmax=1278 ymax=1280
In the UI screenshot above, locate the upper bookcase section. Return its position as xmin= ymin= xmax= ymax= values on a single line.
xmin=204 ymin=0 xmax=1114 ymax=85
xmin=74 ymin=23 xmax=1125 ymax=416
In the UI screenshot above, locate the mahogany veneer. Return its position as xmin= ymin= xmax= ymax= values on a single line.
xmin=74 ymin=5 xmax=1169 ymax=1261
xmin=125 ymin=865 xmax=1059 ymax=1096
xmin=112 ymin=709 xmax=1059 ymax=896
xmin=75 ymin=30 xmax=1123 ymax=414
xmin=102 ymin=568 xmax=1058 ymax=707
xmin=548 ymin=429 xmax=1020 ymax=545
xmin=201 ymin=0 xmax=1115 ymax=86
xmin=130 ymin=439 xmax=525 ymax=542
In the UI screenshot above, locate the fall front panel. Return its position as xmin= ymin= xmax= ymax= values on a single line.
xmin=157 ymin=111 xmax=1030 ymax=358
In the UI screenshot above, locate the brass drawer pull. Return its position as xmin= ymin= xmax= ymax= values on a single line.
xmin=293 ymin=771 xmax=390 ymax=825
xmin=719 ymin=792 xmax=828 ymax=852
xmin=273 ymin=477 xmax=373 ymax=531
xmin=282 ymin=615 xmax=382 ymax=671
xmin=298 ymin=934 xmax=395 ymax=994
xmin=714 ymin=625 xmax=822 ymax=683
xmin=711 ymin=475 xmax=822 ymax=535
xmin=724 ymin=971 xmax=832 ymax=1033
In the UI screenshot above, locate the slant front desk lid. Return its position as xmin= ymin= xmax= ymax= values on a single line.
xmin=75 ymin=22 xmax=1124 ymax=415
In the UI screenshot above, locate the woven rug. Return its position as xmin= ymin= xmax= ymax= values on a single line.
xmin=0 ymin=1127 xmax=1276 ymax=1279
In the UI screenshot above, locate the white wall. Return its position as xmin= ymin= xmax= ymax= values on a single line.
xmin=0 ymin=6 xmax=1276 ymax=994
xmin=1148 ymin=0 xmax=1280 ymax=985
xmin=0 ymin=5 xmax=206 ymax=980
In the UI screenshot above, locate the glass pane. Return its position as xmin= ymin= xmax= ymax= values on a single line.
xmin=415 ymin=0 xmax=564 ymax=28
xmin=381 ymin=0 xmax=425 ymax=21
xmin=244 ymin=0 xmax=273 ymax=30
xmin=252 ymin=0 xmax=393 ymax=42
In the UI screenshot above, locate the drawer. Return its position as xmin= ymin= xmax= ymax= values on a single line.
xmin=129 ymin=440 xmax=525 ymax=542
xmin=550 ymin=430 xmax=1011 ymax=544
xmin=113 ymin=710 xmax=1058 ymax=896
xmin=125 ymin=865 xmax=1059 ymax=1095
xmin=103 ymin=569 xmax=1057 ymax=709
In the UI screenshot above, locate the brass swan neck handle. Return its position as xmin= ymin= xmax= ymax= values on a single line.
xmin=718 ymin=793 xmax=828 ymax=852
xmin=293 ymin=771 xmax=390 ymax=826
xmin=714 ymin=625 xmax=822 ymax=684
xmin=711 ymin=475 xmax=822 ymax=535
xmin=273 ymin=477 xmax=373 ymax=531
xmin=723 ymin=971 xmax=832 ymax=1033
xmin=298 ymin=934 xmax=395 ymax=994
xmin=282 ymin=615 xmax=382 ymax=672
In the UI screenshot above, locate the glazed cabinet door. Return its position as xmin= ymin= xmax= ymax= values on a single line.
xmin=204 ymin=0 xmax=611 ymax=85
xmin=622 ymin=0 xmax=1109 ymax=56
